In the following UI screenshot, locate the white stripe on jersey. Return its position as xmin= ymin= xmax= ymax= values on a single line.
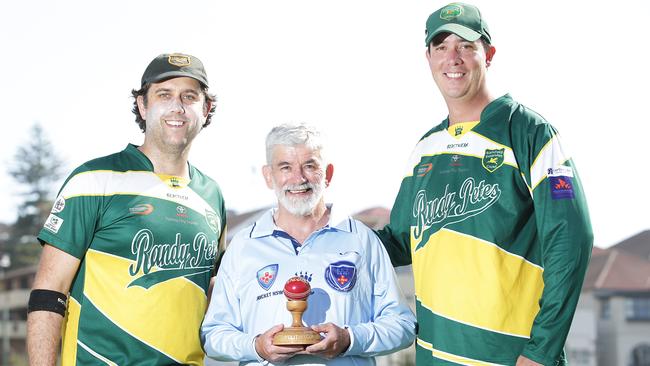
xmin=404 ymin=130 xmax=519 ymax=177
xmin=529 ymin=134 xmax=571 ymax=192
xmin=59 ymin=170 xmax=217 ymax=218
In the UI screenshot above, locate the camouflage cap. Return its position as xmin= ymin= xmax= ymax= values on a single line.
xmin=425 ymin=3 xmax=491 ymax=46
xmin=141 ymin=53 xmax=209 ymax=88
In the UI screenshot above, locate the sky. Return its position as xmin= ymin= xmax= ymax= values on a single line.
xmin=1 ymin=0 xmax=648 ymax=249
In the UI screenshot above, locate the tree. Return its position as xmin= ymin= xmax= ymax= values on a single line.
xmin=4 ymin=123 xmax=65 ymax=268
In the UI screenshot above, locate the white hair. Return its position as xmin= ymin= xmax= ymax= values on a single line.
xmin=265 ymin=123 xmax=327 ymax=164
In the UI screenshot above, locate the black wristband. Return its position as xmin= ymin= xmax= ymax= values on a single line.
xmin=28 ymin=289 xmax=68 ymax=317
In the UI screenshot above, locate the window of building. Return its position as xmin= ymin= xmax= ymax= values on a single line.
xmin=601 ymin=298 xmax=611 ymax=320
xmin=630 ymin=344 xmax=650 ymax=366
xmin=569 ymin=348 xmax=592 ymax=366
xmin=626 ymin=297 xmax=650 ymax=321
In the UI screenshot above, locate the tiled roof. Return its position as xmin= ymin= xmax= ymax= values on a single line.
xmin=611 ymin=230 xmax=650 ymax=261
xmin=583 ymin=248 xmax=650 ymax=291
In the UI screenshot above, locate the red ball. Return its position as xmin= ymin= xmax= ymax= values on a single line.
xmin=283 ymin=276 xmax=311 ymax=300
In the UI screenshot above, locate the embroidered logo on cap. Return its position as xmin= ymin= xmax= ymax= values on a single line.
xmin=324 ymin=261 xmax=357 ymax=292
xmin=168 ymin=54 xmax=191 ymax=67
xmin=257 ymin=264 xmax=279 ymax=291
xmin=440 ymin=4 xmax=463 ymax=20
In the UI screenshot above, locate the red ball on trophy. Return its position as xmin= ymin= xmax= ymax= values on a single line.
xmin=283 ymin=276 xmax=311 ymax=301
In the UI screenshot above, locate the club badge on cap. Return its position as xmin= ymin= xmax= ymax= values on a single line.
xmin=140 ymin=53 xmax=209 ymax=88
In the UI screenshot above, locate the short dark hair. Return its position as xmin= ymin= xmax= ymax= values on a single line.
xmin=130 ymin=83 xmax=217 ymax=132
xmin=427 ymin=32 xmax=491 ymax=53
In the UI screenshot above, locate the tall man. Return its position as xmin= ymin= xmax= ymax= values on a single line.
xmin=27 ymin=53 xmax=227 ymax=365
xmin=376 ymin=3 xmax=593 ymax=365
xmin=201 ymin=123 xmax=416 ymax=365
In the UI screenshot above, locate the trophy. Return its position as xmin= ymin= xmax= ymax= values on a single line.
xmin=272 ymin=276 xmax=322 ymax=345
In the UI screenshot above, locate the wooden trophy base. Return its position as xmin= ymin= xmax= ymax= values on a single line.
xmin=272 ymin=327 xmax=321 ymax=346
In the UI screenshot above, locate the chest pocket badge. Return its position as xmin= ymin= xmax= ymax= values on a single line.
xmin=482 ymin=148 xmax=504 ymax=173
xmin=324 ymin=261 xmax=357 ymax=292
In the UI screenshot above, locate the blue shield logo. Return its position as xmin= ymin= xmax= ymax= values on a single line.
xmin=257 ymin=264 xmax=278 ymax=291
xmin=324 ymin=261 xmax=357 ymax=292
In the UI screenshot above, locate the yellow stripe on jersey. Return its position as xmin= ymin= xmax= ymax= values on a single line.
xmin=83 ymin=250 xmax=207 ymax=365
xmin=417 ymin=338 xmax=504 ymax=366
xmin=61 ymin=297 xmax=81 ymax=366
xmin=411 ymin=228 xmax=544 ymax=337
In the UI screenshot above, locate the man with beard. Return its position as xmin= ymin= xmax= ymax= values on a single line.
xmin=27 ymin=53 xmax=226 ymax=365
xmin=201 ymin=123 xmax=415 ymax=365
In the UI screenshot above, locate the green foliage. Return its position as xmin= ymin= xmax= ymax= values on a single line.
xmin=2 ymin=123 xmax=66 ymax=269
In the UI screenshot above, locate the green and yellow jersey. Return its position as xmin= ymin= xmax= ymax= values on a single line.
xmin=377 ymin=94 xmax=593 ymax=365
xmin=38 ymin=144 xmax=226 ymax=365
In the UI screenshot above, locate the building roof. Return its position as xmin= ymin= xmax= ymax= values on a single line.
xmin=611 ymin=230 xmax=650 ymax=261
xmin=583 ymin=248 xmax=650 ymax=292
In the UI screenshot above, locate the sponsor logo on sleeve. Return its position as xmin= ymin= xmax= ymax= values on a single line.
xmin=547 ymin=165 xmax=575 ymax=200
xmin=44 ymin=214 xmax=64 ymax=234
xmin=51 ymin=196 xmax=66 ymax=213
xmin=550 ymin=176 xmax=575 ymax=200
xmin=324 ymin=261 xmax=357 ymax=292
xmin=547 ymin=166 xmax=574 ymax=178
xmin=257 ymin=264 xmax=279 ymax=291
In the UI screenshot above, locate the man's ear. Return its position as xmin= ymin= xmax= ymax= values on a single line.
xmin=137 ymin=95 xmax=147 ymax=119
xmin=485 ymin=45 xmax=496 ymax=67
xmin=262 ymin=165 xmax=274 ymax=189
xmin=203 ymin=100 xmax=212 ymax=117
xmin=325 ymin=164 xmax=334 ymax=187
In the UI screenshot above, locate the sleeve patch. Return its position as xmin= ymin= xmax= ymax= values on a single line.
xmin=547 ymin=165 xmax=574 ymax=178
xmin=549 ymin=176 xmax=575 ymax=200
xmin=44 ymin=214 xmax=64 ymax=233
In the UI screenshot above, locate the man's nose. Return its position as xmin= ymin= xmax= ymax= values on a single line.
xmin=290 ymin=169 xmax=308 ymax=184
xmin=170 ymin=96 xmax=186 ymax=114
xmin=445 ymin=48 xmax=462 ymax=65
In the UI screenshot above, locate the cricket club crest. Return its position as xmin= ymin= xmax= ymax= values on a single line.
xmin=324 ymin=261 xmax=357 ymax=292
xmin=257 ymin=264 xmax=279 ymax=291
xmin=482 ymin=148 xmax=505 ymax=172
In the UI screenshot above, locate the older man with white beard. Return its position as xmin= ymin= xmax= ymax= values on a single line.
xmin=201 ymin=123 xmax=416 ymax=366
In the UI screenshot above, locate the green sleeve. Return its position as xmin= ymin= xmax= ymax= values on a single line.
xmin=515 ymin=119 xmax=593 ymax=364
xmin=37 ymin=164 xmax=102 ymax=259
xmin=375 ymin=175 xmax=415 ymax=267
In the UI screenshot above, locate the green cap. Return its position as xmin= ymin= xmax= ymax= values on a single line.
xmin=425 ymin=3 xmax=491 ymax=46
xmin=141 ymin=53 xmax=209 ymax=88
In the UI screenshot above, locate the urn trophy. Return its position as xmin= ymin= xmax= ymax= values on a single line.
xmin=272 ymin=276 xmax=322 ymax=345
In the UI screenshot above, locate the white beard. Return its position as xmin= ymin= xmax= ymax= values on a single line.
xmin=274 ymin=178 xmax=325 ymax=217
